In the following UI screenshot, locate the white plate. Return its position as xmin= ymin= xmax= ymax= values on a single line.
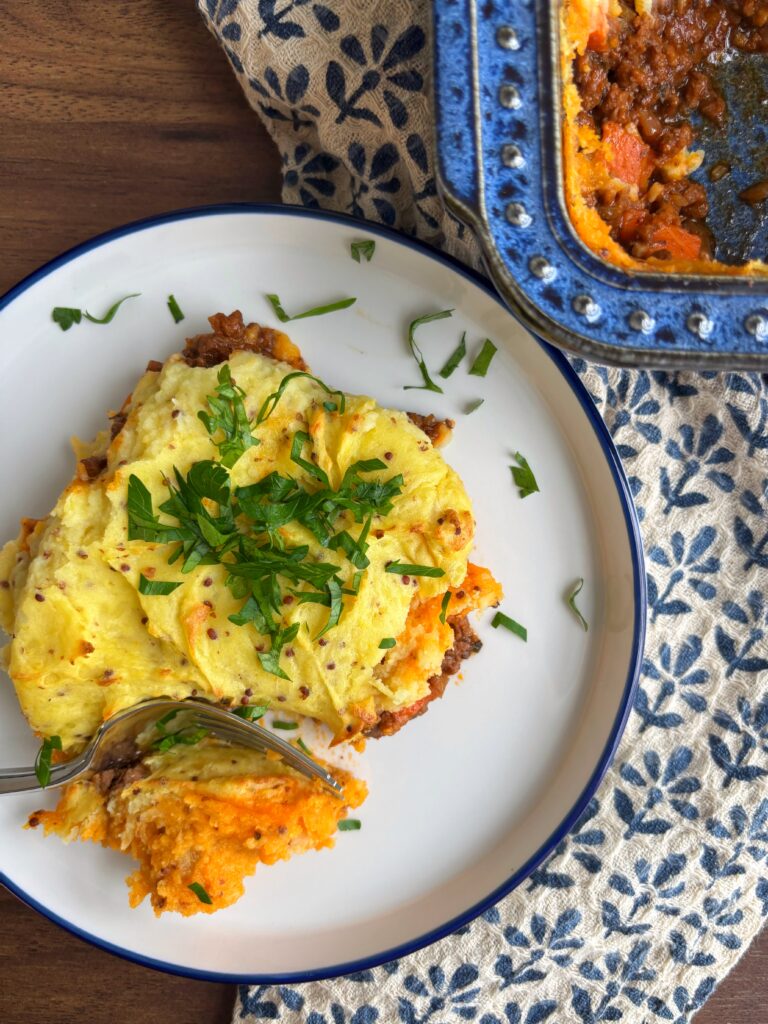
xmin=0 ymin=205 xmax=644 ymax=981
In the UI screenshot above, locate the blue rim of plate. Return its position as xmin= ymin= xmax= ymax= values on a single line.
xmin=0 ymin=203 xmax=646 ymax=984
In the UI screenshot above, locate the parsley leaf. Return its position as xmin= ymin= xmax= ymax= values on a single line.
xmin=198 ymin=364 xmax=260 ymax=468
xmin=233 ymin=704 xmax=269 ymax=721
xmin=379 ymin=637 xmax=396 ymax=649
xmin=290 ymin=430 xmax=331 ymax=487
xmin=188 ymin=882 xmax=213 ymax=905
xmin=468 ymin=339 xmax=497 ymax=377
xmin=257 ymin=371 xmax=346 ymax=425
xmin=34 ymin=735 xmax=62 ymax=788
xmin=351 ymin=240 xmax=376 ymax=263
xmin=404 ymin=309 xmax=453 ymax=393
xmin=491 ymin=611 xmax=527 ymax=641
xmin=258 ymin=622 xmax=300 ymax=680
xmin=385 ymin=561 xmax=445 ymax=578
xmin=52 ymin=294 xmax=139 ymax=331
xmin=439 ymin=591 xmax=451 ymax=625
xmin=439 ymin=332 xmax=466 ymax=379
xmin=338 ymin=819 xmax=361 ymax=831
xmin=138 ymin=574 xmax=183 ymax=596
xmin=510 ymin=452 xmax=540 ymax=499
xmin=266 ymin=294 xmax=356 ymax=323
xmin=567 ymin=578 xmax=589 ymax=632
xmin=465 ymin=399 xmax=484 ymax=415
xmin=52 ymin=307 xmax=82 ymax=331
xmin=167 ymin=294 xmax=185 ymax=323
xmin=153 ymin=710 xmax=208 ymax=751
xmin=84 ymin=293 xmax=140 ymax=324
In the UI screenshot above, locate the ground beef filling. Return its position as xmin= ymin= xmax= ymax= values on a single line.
xmin=90 ymin=739 xmax=148 ymax=795
xmin=182 ymin=310 xmax=308 ymax=370
xmin=370 ymin=613 xmax=482 ymax=738
xmin=574 ymin=0 xmax=768 ymax=261
xmin=407 ymin=412 xmax=455 ymax=447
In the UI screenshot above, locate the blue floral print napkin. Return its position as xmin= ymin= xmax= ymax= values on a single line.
xmin=196 ymin=3 xmax=768 ymax=1021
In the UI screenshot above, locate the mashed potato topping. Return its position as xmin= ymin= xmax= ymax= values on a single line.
xmin=0 ymin=311 xmax=501 ymax=914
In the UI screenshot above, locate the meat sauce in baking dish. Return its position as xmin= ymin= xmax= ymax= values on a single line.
xmin=561 ymin=0 xmax=768 ymax=273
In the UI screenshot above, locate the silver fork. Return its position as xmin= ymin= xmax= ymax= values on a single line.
xmin=0 ymin=698 xmax=342 ymax=796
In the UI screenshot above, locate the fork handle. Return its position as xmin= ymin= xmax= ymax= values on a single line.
xmin=0 ymin=764 xmax=73 ymax=795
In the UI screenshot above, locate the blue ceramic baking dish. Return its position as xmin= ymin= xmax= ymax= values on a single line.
xmin=433 ymin=0 xmax=768 ymax=368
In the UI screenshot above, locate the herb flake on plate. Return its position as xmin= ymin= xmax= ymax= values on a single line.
xmin=403 ymin=309 xmax=453 ymax=393
xmin=567 ymin=578 xmax=589 ymax=632
xmin=338 ymin=819 xmax=361 ymax=831
xmin=167 ymin=294 xmax=185 ymax=323
xmin=266 ymin=293 xmax=356 ymax=323
xmin=468 ymin=339 xmax=497 ymax=377
xmin=491 ymin=611 xmax=527 ymax=641
xmin=438 ymin=332 xmax=466 ymax=379
xmin=511 ymin=452 xmax=539 ymax=499
xmin=351 ymin=240 xmax=375 ymax=263
xmin=52 ymin=293 xmax=139 ymax=332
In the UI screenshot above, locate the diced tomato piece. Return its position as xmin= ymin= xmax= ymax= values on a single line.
xmin=646 ymin=225 xmax=702 ymax=260
xmin=602 ymin=122 xmax=653 ymax=188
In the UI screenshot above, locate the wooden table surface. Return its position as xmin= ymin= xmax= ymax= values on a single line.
xmin=0 ymin=3 xmax=764 ymax=1022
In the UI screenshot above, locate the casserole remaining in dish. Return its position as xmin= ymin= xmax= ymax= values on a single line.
xmin=562 ymin=0 xmax=768 ymax=273
xmin=0 ymin=310 xmax=501 ymax=914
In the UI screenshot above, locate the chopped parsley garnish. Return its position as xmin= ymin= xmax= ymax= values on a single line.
xmin=232 ymin=704 xmax=269 ymax=721
xmin=153 ymin=710 xmax=208 ymax=751
xmin=385 ymin=561 xmax=445 ymax=578
xmin=256 ymin=371 xmax=346 ymax=425
xmin=468 ymin=339 xmax=497 ymax=377
xmin=379 ymin=637 xmax=396 ymax=649
xmin=404 ymin=309 xmax=453 ymax=393
xmin=154 ymin=727 xmax=208 ymax=753
xmin=52 ymin=307 xmax=82 ymax=331
xmin=324 ymin=401 xmax=338 ymax=412
xmin=272 ymin=720 xmax=299 ymax=730
xmin=351 ymin=240 xmax=376 ymax=263
xmin=491 ymin=611 xmax=527 ymax=641
xmin=34 ymin=735 xmax=62 ymax=788
xmin=188 ymin=882 xmax=213 ymax=905
xmin=257 ymin=622 xmax=300 ymax=680
xmin=510 ymin=452 xmax=540 ymax=499
xmin=198 ymin=364 xmax=260 ymax=468
xmin=296 ymin=737 xmax=313 ymax=756
xmin=439 ymin=332 xmax=466 ymax=379
xmin=465 ymin=399 xmax=484 ymax=415
xmin=266 ymin=293 xmax=356 ymax=323
xmin=439 ymin=591 xmax=451 ymax=625
xmin=167 ymin=294 xmax=185 ymax=323
xmin=567 ymin=578 xmax=589 ymax=632
xmin=52 ymin=294 xmax=139 ymax=331
xmin=127 ymin=374 xmax=404 ymax=680
xmin=338 ymin=818 xmax=361 ymax=831
xmin=138 ymin=573 xmax=182 ymax=596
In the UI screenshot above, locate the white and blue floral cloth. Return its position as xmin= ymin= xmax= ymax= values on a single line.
xmin=196 ymin=3 xmax=768 ymax=1020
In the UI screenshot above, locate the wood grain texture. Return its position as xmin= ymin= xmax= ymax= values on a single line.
xmin=0 ymin=2 xmax=765 ymax=1023
xmin=0 ymin=0 xmax=281 ymax=297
